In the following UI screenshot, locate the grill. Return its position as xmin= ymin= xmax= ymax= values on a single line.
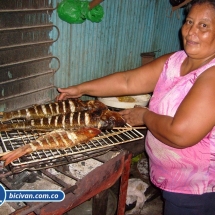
xmin=0 ymin=124 xmax=138 ymax=214
xmin=0 ymin=120 xmax=144 ymax=174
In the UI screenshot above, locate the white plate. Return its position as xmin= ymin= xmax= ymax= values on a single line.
xmin=98 ymin=94 xmax=151 ymax=109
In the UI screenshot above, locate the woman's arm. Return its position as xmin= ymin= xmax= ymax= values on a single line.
xmin=57 ymin=53 xmax=172 ymax=100
xmin=143 ymin=66 xmax=215 ymax=148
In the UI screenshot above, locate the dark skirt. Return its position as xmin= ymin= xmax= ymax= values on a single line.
xmin=162 ymin=190 xmax=215 ymax=215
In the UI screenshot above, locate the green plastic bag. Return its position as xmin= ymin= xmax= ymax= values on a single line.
xmin=131 ymin=154 xmax=142 ymax=165
xmin=86 ymin=4 xmax=104 ymax=23
xmin=57 ymin=0 xmax=104 ymax=24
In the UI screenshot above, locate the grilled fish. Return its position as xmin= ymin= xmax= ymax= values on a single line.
xmin=0 ymin=127 xmax=101 ymax=166
xmin=0 ymin=110 xmax=126 ymax=131
xmin=0 ymin=99 xmax=107 ymax=122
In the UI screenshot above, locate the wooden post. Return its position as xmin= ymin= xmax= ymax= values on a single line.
xmin=89 ymin=0 xmax=104 ymax=10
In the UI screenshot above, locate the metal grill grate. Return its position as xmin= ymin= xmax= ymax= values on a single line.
xmin=0 ymin=123 xmax=144 ymax=172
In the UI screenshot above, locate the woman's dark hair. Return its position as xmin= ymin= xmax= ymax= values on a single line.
xmin=186 ymin=0 xmax=215 ymax=13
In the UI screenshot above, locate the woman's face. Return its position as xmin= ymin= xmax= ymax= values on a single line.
xmin=182 ymin=3 xmax=215 ymax=59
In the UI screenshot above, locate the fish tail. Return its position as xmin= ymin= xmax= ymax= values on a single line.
xmin=0 ymin=145 xmax=32 ymax=166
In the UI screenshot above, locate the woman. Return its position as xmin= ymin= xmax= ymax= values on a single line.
xmin=57 ymin=1 xmax=215 ymax=214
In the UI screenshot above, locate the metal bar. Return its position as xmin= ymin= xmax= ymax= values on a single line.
xmin=0 ymin=86 xmax=55 ymax=102
xmin=54 ymin=166 xmax=79 ymax=181
xmin=0 ymin=24 xmax=56 ymax=31
xmin=0 ymin=40 xmax=53 ymax=51
xmin=0 ymin=26 xmax=60 ymax=51
xmin=39 ymin=169 xmax=70 ymax=188
xmin=0 ymin=56 xmax=60 ymax=70
xmin=0 ymin=171 xmax=13 ymax=178
xmin=0 ymin=69 xmax=54 ymax=85
xmin=0 ymin=8 xmax=56 ymax=13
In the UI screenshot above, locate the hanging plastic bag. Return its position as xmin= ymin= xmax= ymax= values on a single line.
xmin=86 ymin=4 xmax=104 ymax=23
xmin=57 ymin=0 xmax=86 ymax=24
xmin=57 ymin=0 xmax=104 ymax=24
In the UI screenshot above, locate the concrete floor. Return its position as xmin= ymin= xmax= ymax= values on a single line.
xmin=138 ymin=196 xmax=163 ymax=215
xmin=66 ymin=154 xmax=164 ymax=215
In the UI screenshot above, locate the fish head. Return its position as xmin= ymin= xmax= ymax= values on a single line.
xmin=92 ymin=100 xmax=108 ymax=110
xmin=99 ymin=110 xmax=126 ymax=130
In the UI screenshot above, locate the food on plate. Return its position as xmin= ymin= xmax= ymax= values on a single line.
xmin=117 ymin=96 xmax=135 ymax=103
xmin=0 ymin=110 xmax=126 ymax=131
xmin=98 ymin=94 xmax=151 ymax=109
xmin=0 ymin=127 xmax=101 ymax=166
xmin=0 ymin=99 xmax=108 ymax=122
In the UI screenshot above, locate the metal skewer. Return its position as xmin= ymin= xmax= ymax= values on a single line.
xmin=112 ymin=126 xmax=147 ymax=130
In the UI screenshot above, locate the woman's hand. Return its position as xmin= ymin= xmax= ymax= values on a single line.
xmin=119 ymin=107 xmax=148 ymax=126
xmin=56 ymin=86 xmax=82 ymax=101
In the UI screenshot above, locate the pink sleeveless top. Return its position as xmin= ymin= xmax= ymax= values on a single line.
xmin=145 ymin=50 xmax=215 ymax=194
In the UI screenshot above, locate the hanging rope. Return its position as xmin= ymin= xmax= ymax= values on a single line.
xmin=172 ymin=0 xmax=192 ymax=12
